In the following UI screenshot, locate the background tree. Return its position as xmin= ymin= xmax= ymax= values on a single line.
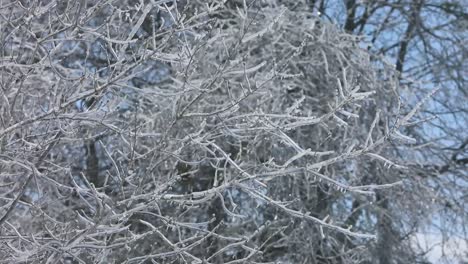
xmin=307 ymin=0 xmax=467 ymax=262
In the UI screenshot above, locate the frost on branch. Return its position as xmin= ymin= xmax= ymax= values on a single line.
xmin=0 ymin=1 xmax=420 ymax=263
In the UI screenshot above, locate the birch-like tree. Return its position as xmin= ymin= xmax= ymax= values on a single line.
xmin=0 ymin=1 xmax=451 ymax=263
